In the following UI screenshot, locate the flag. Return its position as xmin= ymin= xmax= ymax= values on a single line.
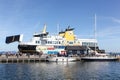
xmin=5 ymin=34 xmax=23 ymax=44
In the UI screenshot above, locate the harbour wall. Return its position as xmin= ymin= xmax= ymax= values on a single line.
xmin=0 ymin=54 xmax=119 ymax=63
xmin=0 ymin=54 xmax=48 ymax=63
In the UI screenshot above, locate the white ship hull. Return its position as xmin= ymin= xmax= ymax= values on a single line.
xmin=81 ymin=56 xmax=118 ymax=61
xmin=48 ymin=57 xmax=77 ymax=62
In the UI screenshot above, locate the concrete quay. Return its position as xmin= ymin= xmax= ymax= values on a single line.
xmin=0 ymin=54 xmax=48 ymax=63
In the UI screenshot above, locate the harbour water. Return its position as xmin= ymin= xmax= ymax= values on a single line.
xmin=0 ymin=62 xmax=120 ymax=80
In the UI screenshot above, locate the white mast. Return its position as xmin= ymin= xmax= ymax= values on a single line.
xmin=94 ymin=14 xmax=97 ymax=52
xmin=42 ymin=24 xmax=47 ymax=34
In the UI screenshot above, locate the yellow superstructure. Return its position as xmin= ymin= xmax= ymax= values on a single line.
xmin=59 ymin=31 xmax=65 ymax=37
xmin=64 ymin=28 xmax=75 ymax=41
xmin=59 ymin=26 xmax=75 ymax=41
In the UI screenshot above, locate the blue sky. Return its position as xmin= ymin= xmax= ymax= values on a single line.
xmin=0 ymin=0 xmax=120 ymax=52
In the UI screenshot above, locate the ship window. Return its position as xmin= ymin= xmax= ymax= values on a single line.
xmin=54 ymin=46 xmax=57 ymax=48
xmin=52 ymin=41 xmax=54 ymax=44
xmin=74 ymin=41 xmax=76 ymax=43
xmin=56 ymin=41 xmax=58 ymax=44
xmin=36 ymin=41 xmax=40 ymax=44
xmin=77 ymin=51 xmax=80 ymax=54
xmin=55 ymin=41 xmax=57 ymax=44
xmin=48 ymin=41 xmax=50 ymax=44
xmin=69 ymin=42 xmax=73 ymax=44
xmin=82 ymin=42 xmax=85 ymax=45
xmin=91 ymin=43 xmax=94 ymax=46
xmin=36 ymin=41 xmax=37 ymax=43
xmin=50 ymin=41 xmax=52 ymax=44
xmin=48 ymin=41 xmax=52 ymax=44
xmin=52 ymin=41 xmax=58 ymax=44
xmin=61 ymin=46 xmax=65 ymax=49
xmin=58 ymin=46 xmax=60 ymax=48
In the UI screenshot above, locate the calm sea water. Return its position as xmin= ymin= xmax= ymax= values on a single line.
xmin=0 ymin=62 xmax=120 ymax=80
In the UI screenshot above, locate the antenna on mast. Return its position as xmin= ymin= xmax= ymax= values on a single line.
xmin=57 ymin=23 xmax=60 ymax=34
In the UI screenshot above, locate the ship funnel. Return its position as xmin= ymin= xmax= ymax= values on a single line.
xmin=42 ymin=24 xmax=47 ymax=34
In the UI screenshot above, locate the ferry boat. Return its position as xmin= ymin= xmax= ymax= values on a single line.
xmin=6 ymin=24 xmax=104 ymax=61
xmin=18 ymin=25 xmax=101 ymax=54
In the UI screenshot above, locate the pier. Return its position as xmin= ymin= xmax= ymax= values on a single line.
xmin=0 ymin=53 xmax=119 ymax=63
xmin=0 ymin=54 xmax=48 ymax=63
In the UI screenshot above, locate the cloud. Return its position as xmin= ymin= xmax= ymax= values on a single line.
xmin=97 ymin=26 xmax=120 ymax=39
xmin=98 ymin=16 xmax=120 ymax=24
xmin=96 ymin=16 xmax=120 ymax=38
xmin=0 ymin=30 xmax=9 ymax=39
xmin=111 ymin=17 xmax=120 ymax=24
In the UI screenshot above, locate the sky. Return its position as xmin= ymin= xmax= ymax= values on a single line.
xmin=0 ymin=0 xmax=120 ymax=52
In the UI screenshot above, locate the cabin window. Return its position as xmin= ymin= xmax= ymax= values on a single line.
xmin=59 ymin=41 xmax=61 ymax=44
xmin=67 ymin=41 xmax=69 ymax=43
xmin=49 ymin=41 xmax=51 ymax=44
xmin=35 ymin=41 xmax=40 ymax=44
xmin=41 ymin=40 xmax=47 ymax=44
xmin=82 ymin=42 xmax=97 ymax=47
xmin=54 ymin=46 xmax=57 ymax=48
xmin=47 ymin=41 xmax=49 ymax=44
xmin=74 ymin=41 xmax=76 ymax=43
xmin=69 ymin=42 xmax=73 ymax=44
xmin=77 ymin=51 xmax=80 ymax=54
xmin=54 ymin=41 xmax=57 ymax=44
xmin=48 ymin=41 xmax=52 ymax=44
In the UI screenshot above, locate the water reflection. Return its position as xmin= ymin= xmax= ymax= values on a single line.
xmin=0 ymin=62 xmax=120 ymax=80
